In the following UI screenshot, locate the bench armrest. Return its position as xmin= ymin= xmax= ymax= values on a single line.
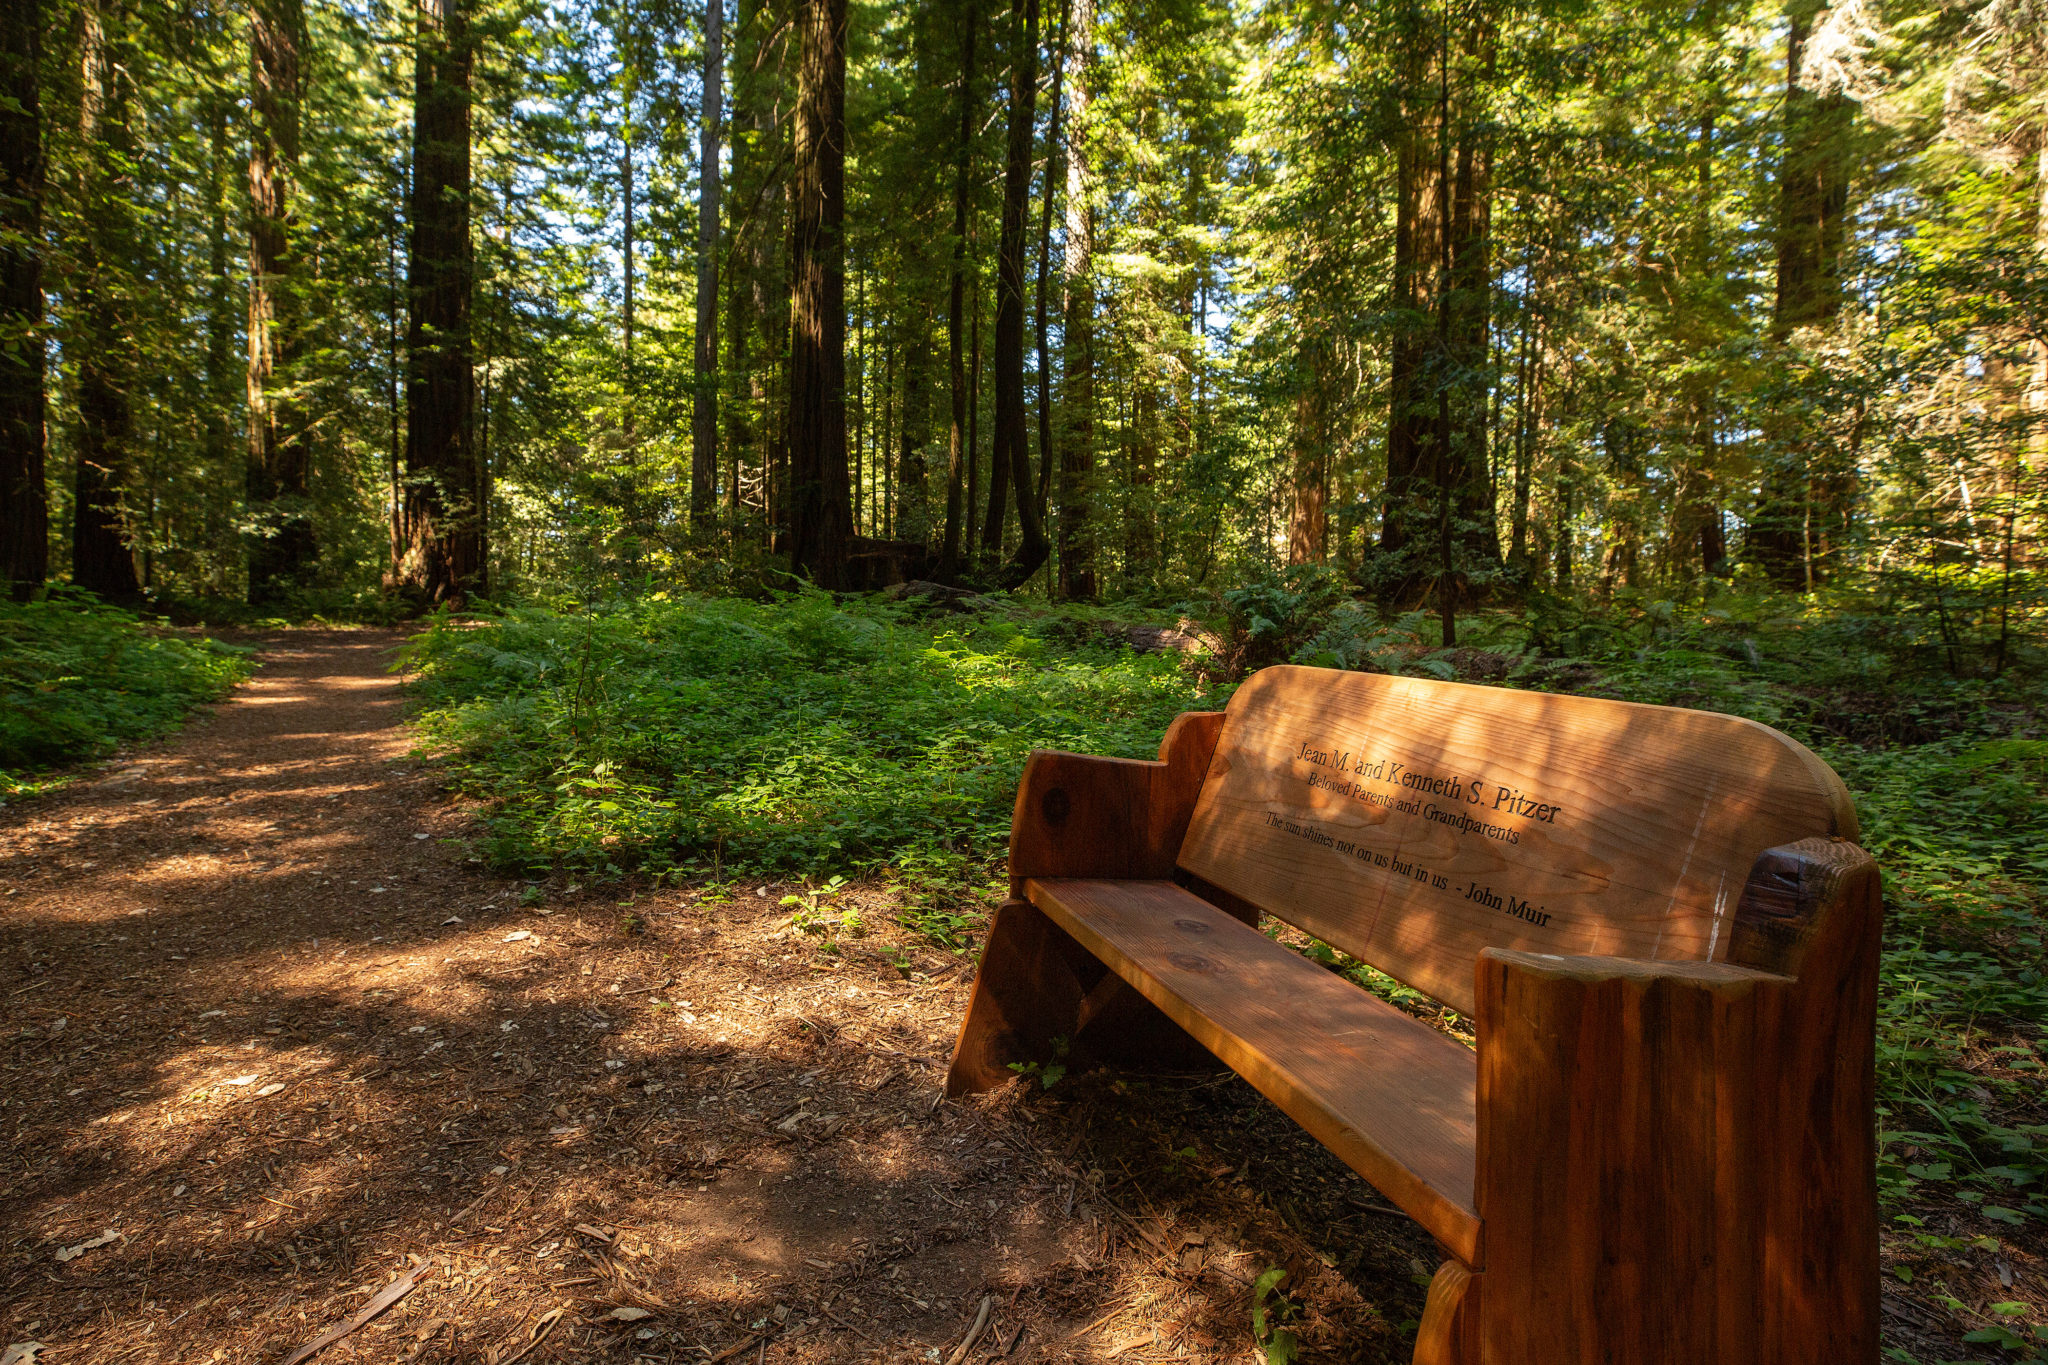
xmin=1478 ymin=949 xmax=1790 ymax=990
xmin=1007 ymin=711 xmax=1224 ymax=886
xmin=1469 ymin=840 xmax=1882 ymax=1363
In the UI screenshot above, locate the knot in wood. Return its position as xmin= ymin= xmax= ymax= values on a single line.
xmin=1172 ymin=918 xmax=1213 ymax=934
xmin=1039 ymin=787 xmax=1071 ymax=827
xmin=1167 ymin=951 xmax=1222 ymax=975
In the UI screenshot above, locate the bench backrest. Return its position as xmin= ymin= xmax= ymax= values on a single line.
xmin=1176 ymin=665 xmax=1857 ymax=1016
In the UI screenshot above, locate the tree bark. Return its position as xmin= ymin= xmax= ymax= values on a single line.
xmin=1055 ymin=0 xmax=1094 ymax=600
xmin=692 ymin=0 xmax=723 ymax=528
xmin=1287 ymin=350 xmax=1327 ymax=564
xmin=205 ymin=98 xmax=235 ymax=526
xmin=621 ymin=133 xmax=634 ymax=437
xmin=784 ymin=0 xmax=850 ymax=588
xmin=396 ymin=0 xmax=482 ymax=606
xmin=71 ymin=0 xmax=139 ymax=601
xmin=984 ymin=0 xmax=1049 ymax=590
xmin=897 ymin=338 xmax=928 ymax=543
xmin=1032 ymin=0 xmax=1066 ymax=519
xmin=1445 ymin=19 xmax=1499 ymax=569
xmin=246 ymin=0 xmax=313 ymax=603
xmin=1381 ymin=18 xmax=1443 ymax=571
xmin=967 ymin=268 xmax=982 ymax=552
xmin=1381 ymin=8 xmax=1497 ymax=589
xmin=1749 ymin=4 xmax=1852 ymax=586
xmin=938 ymin=0 xmax=977 ymax=579
xmin=0 ymin=0 xmax=46 ymax=598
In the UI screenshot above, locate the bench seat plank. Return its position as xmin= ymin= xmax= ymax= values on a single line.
xmin=1026 ymin=877 xmax=1483 ymax=1266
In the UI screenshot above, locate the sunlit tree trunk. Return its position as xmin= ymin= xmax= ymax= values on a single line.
xmin=1381 ymin=18 xmax=1444 ymax=572
xmin=785 ymin=0 xmax=850 ymax=587
xmin=2025 ymin=136 xmax=2047 ymax=564
xmin=1032 ymin=0 xmax=1066 ymax=520
xmin=205 ymin=101 xmax=235 ymax=545
xmin=1287 ymin=357 xmax=1327 ymax=564
xmin=0 ymin=0 xmax=46 ymax=598
xmin=1445 ymin=16 xmax=1499 ymax=568
xmin=1382 ymin=7 xmax=1496 ymax=591
xmin=246 ymin=0 xmax=313 ymax=603
xmin=1055 ymin=0 xmax=1094 ymax=600
xmin=966 ymin=271 xmax=982 ymax=552
xmin=621 ymin=134 xmax=634 ymax=436
xmin=1750 ymin=3 xmax=1852 ymax=587
xmin=986 ymin=0 xmax=1049 ymax=590
xmin=692 ymin=0 xmax=723 ymax=529
xmin=71 ymin=0 xmax=140 ymax=601
xmin=395 ymin=0 xmax=482 ymax=605
xmin=938 ymin=0 xmax=977 ymax=579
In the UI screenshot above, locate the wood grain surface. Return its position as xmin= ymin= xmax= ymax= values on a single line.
xmin=1025 ymin=877 xmax=1482 ymax=1264
xmin=1178 ymin=665 xmax=1858 ymax=1015
xmin=1471 ymin=836 xmax=1881 ymax=1364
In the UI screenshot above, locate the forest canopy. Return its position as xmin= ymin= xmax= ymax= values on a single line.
xmin=0 ymin=0 xmax=2041 ymax=637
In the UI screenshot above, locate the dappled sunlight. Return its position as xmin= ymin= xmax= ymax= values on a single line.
xmin=18 ymin=632 xmax=1395 ymax=1362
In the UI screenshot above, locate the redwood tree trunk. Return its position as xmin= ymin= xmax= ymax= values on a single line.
xmin=984 ymin=0 xmax=1048 ymax=590
xmin=396 ymin=0 xmax=482 ymax=606
xmin=1055 ymin=0 xmax=1094 ymax=600
xmin=1445 ymin=24 xmax=1499 ymax=569
xmin=937 ymin=0 xmax=976 ymax=580
xmin=246 ymin=0 xmax=314 ymax=603
xmin=1032 ymin=0 xmax=1066 ymax=518
xmin=784 ymin=0 xmax=850 ymax=588
xmin=0 ymin=0 xmax=46 ymax=598
xmin=71 ymin=0 xmax=139 ymax=601
xmin=1380 ymin=24 xmax=1444 ymax=572
xmin=1287 ymin=352 xmax=1327 ymax=563
xmin=691 ymin=0 xmax=722 ymax=529
xmin=1749 ymin=4 xmax=1852 ymax=586
xmin=1380 ymin=11 xmax=1497 ymax=590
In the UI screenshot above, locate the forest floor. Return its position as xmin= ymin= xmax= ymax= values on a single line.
xmin=1 ymin=629 xmax=1453 ymax=1365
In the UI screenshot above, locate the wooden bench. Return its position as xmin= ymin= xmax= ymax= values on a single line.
xmin=947 ymin=664 xmax=1880 ymax=1365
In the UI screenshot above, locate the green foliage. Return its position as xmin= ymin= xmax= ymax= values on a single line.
xmin=1250 ymin=1266 xmax=1302 ymax=1365
xmin=1215 ymin=566 xmax=1456 ymax=678
xmin=1007 ymin=1037 xmax=1072 ymax=1091
xmin=1504 ymin=587 xmax=2048 ymax=1257
xmin=0 ymin=595 xmax=253 ymax=787
xmin=403 ymin=592 xmax=1229 ymax=932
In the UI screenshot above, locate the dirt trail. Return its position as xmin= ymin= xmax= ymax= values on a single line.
xmin=1 ymin=629 xmax=1436 ymax=1364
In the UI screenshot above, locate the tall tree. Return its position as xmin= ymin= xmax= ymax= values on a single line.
xmin=691 ymin=0 xmax=722 ymax=529
xmin=245 ymin=0 xmax=313 ymax=603
xmin=937 ymin=0 xmax=977 ymax=579
xmin=1378 ymin=0 xmax=1498 ymax=595
xmin=983 ymin=0 xmax=1049 ymax=587
xmin=1055 ymin=0 xmax=1093 ymax=600
xmin=785 ymin=0 xmax=850 ymax=586
xmin=1031 ymin=0 xmax=1066 ymax=518
xmin=395 ymin=0 xmax=482 ymax=604
xmin=1287 ymin=343 xmax=1328 ymax=563
xmin=1748 ymin=0 xmax=1854 ymax=587
xmin=0 ymin=0 xmax=45 ymax=598
xmin=71 ymin=0 xmax=140 ymax=601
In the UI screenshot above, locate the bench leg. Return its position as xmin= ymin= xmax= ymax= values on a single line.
xmin=1413 ymin=1261 xmax=1479 ymax=1365
xmin=948 ymin=897 xmax=1226 ymax=1095
xmin=947 ymin=899 xmax=1095 ymax=1095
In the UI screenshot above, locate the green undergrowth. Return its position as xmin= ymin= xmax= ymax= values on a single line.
xmin=401 ymin=591 xmax=1230 ymax=940
xmin=406 ymin=584 xmax=2046 ymax=1354
xmin=0 ymin=594 xmax=254 ymax=795
xmin=1503 ymin=587 xmax=2048 ymax=1358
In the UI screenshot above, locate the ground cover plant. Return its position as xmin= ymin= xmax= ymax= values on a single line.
xmin=0 ymin=594 xmax=253 ymax=796
xmin=407 ymin=581 xmax=2048 ymax=1362
xmin=401 ymin=592 xmax=1236 ymax=939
